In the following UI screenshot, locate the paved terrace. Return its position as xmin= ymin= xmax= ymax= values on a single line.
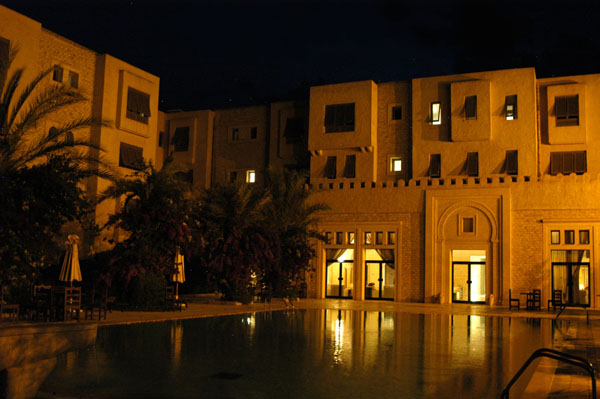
xmin=8 ymin=298 xmax=599 ymax=398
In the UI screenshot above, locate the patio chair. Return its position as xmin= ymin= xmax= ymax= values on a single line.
xmin=84 ymin=285 xmax=108 ymax=320
xmin=165 ymin=286 xmax=186 ymax=311
xmin=25 ymin=285 xmax=52 ymax=321
xmin=52 ymin=286 xmax=81 ymax=321
xmin=530 ymin=289 xmax=541 ymax=311
xmin=508 ymin=289 xmax=520 ymax=310
xmin=548 ymin=289 xmax=563 ymax=311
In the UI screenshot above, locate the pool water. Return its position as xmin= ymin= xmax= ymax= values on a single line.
xmin=40 ymin=309 xmax=555 ymax=398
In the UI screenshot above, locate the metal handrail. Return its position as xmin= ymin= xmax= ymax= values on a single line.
xmin=555 ymin=304 xmax=590 ymax=324
xmin=501 ymin=347 xmax=596 ymax=399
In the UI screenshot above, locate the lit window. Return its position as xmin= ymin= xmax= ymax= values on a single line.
xmin=347 ymin=232 xmax=355 ymax=244
xmin=52 ymin=65 xmax=63 ymax=82
xmin=555 ymin=96 xmax=579 ymax=126
xmin=551 ymin=230 xmax=560 ymax=244
xmin=364 ymin=232 xmax=372 ymax=245
xmin=431 ymin=102 xmax=441 ymax=125
xmin=391 ymin=157 xmax=402 ymax=172
xmin=68 ymin=71 xmax=79 ymax=89
xmin=505 ymin=95 xmax=517 ymax=120
xmin=391 ymin=106 xmax=402 ymax=120
xmin=246 ymin=170 xmax=256 ymax=183
xmin=580 ymin=230 xmax=590 ymax=245
xmin=465 ymin=96 xmax=477 ymax=120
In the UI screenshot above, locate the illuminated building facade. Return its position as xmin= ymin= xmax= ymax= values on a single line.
xmin=3 ymin=4 xmax=599 ymax=307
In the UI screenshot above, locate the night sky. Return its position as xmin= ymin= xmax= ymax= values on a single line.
xmin=3 ymin=0 xmax=600 ymax=111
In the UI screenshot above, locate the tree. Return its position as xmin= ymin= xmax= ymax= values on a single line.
xmin=99 ymin=159 xmax=193 ymax=297
xmin=0 ymin=48 xmax=109 ymax=287
xmin=260 ymin=168 xmax=328 ymax=299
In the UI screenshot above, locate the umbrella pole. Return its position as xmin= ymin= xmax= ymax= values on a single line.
xmin=175 ymin=282 xmax=179 ymax=300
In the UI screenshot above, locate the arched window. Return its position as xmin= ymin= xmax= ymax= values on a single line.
xmin=64 ymin=131 xmax=74 ymax=145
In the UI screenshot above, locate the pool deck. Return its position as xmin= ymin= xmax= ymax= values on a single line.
xmin=8 ymin=298 xmax=600 ymax=398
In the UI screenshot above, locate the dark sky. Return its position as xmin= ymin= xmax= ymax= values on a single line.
xmin=4 ymin=0 xmax=600 ymax=111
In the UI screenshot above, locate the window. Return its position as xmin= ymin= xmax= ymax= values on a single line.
xmin=550 ymin=151 xmax=586 ymax=175
xmin=551 ymin=230 xmax=560 ymax=244
xmin=466 ymin=152 xmax=479 ymax=176
xmin=48 ymin=126 xmax=59 ymax=141
xmin=565 ymin=230 xmax=575 ymax=244
xmin=283 ymin=117 xmax=305 ymax=143
xmin=580 ymin=230 xmax=590 ymax=245
xmin=324 ymin=103 xmax=355 ymax=133
xmin=336 ymin=232 xmax=344 ymax=245
xmin=175 ymin=170 xmax=193 ymax=184
xmin=230 ymin=171 xmax=238 ymax=182
xmin=171 ymin=127 xmax=190 ymax=152
xmin=343 ymin=155 xmax=356 ymax=178
xmin=0 ymin=37 xmax=8 ymax=67
xmin=325 ymin=232 xmax=332 ymax=244
xmin=391 ymin=106 xmax=402 ymax=120
xmin=506 ymin=150 xmax=518 ymax=175
xmin=246 ymin=170 xmax=256 ymax=183
xmin=465 ymin=96 xmax=477 ymax=120
xmin=375 ymin=232 xmax=383 ymax=245
xmin=505 ymin=95 xmax=517 ymax=120
xmin=52 ymin=65 xmax=63 ymax=83
xmin=250 ymin=127 xmax=257 ymax=139
xmin=64 ymin=131 xmax=74 ymax=145
xmin=158 ymin=132 xmax=165 ymax=148
xmin=430 ymin=102 xmax=441 ymax=125
xmin=388 ymin=232 xmax=396 ymax=245
xmin=555 ymin=95 xmax=579 ymax=126
xmin=325 ymin=156 xmax=337 ymax=179
xmin=429 ymin=154 xmax=441 ymax=178
xmin=67 ymin=71 xmax=79 ymax=89
xmin=390 ymin=157 xmax=402 ymax=172
xmin=232 ymin=128 xmax=239 ymax=141
xmin=347 ymin=232 xmax=355 ymax=244
xmin=119 ymin=142 xmax=144 ymax=170
xmin=364 ymin=232 xmax=372 ymax=245
xmin=463 ymin=217 xmax=474 ymax=233
xmin=126 ymin=87 xmax=151 ymax=124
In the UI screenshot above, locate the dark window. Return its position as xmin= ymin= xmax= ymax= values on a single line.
xmin=375 ymin=232 xmax=383 ymax=245
xmin=126 ymin=87 xmax=151 ymax=124
xmin=429 ymin=154 xmax=441 ymax=178
xmin=551 ymin=230 xmax=560 ymax=244
xmin=64 ymin=131 xmax=74 ymax=145
xmin=565 ymin=230 xmax=575 ymax=244
xmin=463 ymin=217 xmax=474 ymax=233
xmin=232 ymin=128 xmax=239 ymax=141
xmin=230 ymin=171 xmax=237 ymax=182
xmin=580 ymin=230 xmax=590 ymax=245
xmin=68 ymin=71 xmax=79 ymax=88
xmin=505 ymin=95 xmax=517 ymax=120
xmin=555 ymin=96 xmax=579 ymax=126
xmin=0 ymin=37 xmax=9 ymax=68
xmin=343 ymin=155 xmax=356 ymax=178
xmin=119 ymin=142 xmax=144 ymax=170
xmin=250 ymin=127 xmax=257 ymax=139
xmin=336 ymin=232 xmax=344 ymax=245
xmin=465 ymin=96 xmax=477 ymax=120
xmin=387 ymin=232 xmax=396 ymax=245
xmin=325 ymin=156 xmax=337 ymax=179
xmin=466 ymin=152 xmax=479 ymax=176
xmin=550 ymin=151 xmax=586 ymax=175
xmin=283 ymin=117 xmax=305 ymax=143
xmin=158 ymin=132 xmax=165 ymax=147
xmin=391 ymin=106 xmax=402 ymax=120
xmin=324 ymin=103 xmax=355 ymax=133
xmin=48 ymin=126 xmax=59 ymax=140
xmin=506 ymin=150 xmax=518 ymax=175
xmin=175 ymin=169 xmax=193 ymax=184
xmin=52 ymin=65 xmax=63 ymax=83
xmin=171 ymin=127 xmax=190 ymax=152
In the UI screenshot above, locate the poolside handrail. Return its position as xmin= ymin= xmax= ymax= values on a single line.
xmin=500 ymin=347 xmax=596 ymax=399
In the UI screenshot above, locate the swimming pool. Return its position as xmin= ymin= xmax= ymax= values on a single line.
xmin=40 ymin=309 xmax=554 ymax=398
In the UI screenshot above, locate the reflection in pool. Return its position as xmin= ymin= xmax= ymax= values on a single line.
xmin=41 ymin=310 xmax=554 ymax=398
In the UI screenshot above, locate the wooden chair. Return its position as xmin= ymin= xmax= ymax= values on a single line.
xmin=508 ymin=289 xmax=520 ymax=310
xmin=529 ymin=289 xmax=541 ymax=311
xmin=548 ymin=289 xmax=563 ymax=311
xmin=0 ymin=286 xmax=19 ymax=321
xmin=165 ymin=286 xmax=186 ymax=311
xmin=84 ymin=285 xmax=108 ymax=320
xmin=26 ymin=285 xmax=52 ymax=321
xmin=51 ymin=286 xmax=81 ymax=321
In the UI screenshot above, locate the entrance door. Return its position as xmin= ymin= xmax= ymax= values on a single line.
xmin=552 ymin=262 xmax=590 ymax=306
xmin=365 ymin=261 xmax=394 ymax=300
xmin=452 ymin=261 xmax=486 ymax=303
xmin=326 ymin=260 xmax=354 ymax=298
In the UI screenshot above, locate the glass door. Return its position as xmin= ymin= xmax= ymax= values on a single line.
xmin=452 ymin=261 xmax=486 ymax=304
xmin=551 ymin=250 xmax=590 ymax=306
xmin=326 ymin=260 xmax=354 ymax=298
xmin=365 ymin=261 xmax=394 ymax=300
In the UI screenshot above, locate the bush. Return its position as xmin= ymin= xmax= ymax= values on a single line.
xmin=126 ymin=272 xmax=167 ymax=310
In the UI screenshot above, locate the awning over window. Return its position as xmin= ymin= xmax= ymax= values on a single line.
xmin=119 ymin=142 xmax=144 ymax=170
xmin=325 ymin=156 xmax=336 ymax=179
xmin=343 ymin=155 xmax=355 ymax=178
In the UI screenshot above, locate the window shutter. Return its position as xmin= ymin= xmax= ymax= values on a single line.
xmin=466 ymin=152 xmax=478 ymax=176
xmin=574 ymin=151 xmax=587 ymax=174
xmin=119 ymin=142 xmax=144 ymax=170
xmin=555 ymin=97 xmax=567 ymax=118
xmin=567 ymin=96 xmax=579 ymax=117
xmin=343 ymin=155 xmax=356 ymax=178
xmin=563 ymin=152 xmax=574 ymax=174
xmin=429 ymin=154 xmax=441 ymax=178
xmin=550 ymin=152 xmax=561 ymax=175
xmin=506 ymin=150 xmax=518 ymax=175
xmin=324 ymin=106 xmax=335 ymax=130
xmin=465 ymin=96 xmax=477 ymax=119
xmin=325 ymin=156 xmax=337 ymax=179
xmin=171 ymin=127 xmax=190 ymax=152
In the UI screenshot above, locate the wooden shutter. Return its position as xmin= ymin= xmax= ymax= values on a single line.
xmin=325 ymin=156 xmax=337 ymax=179
xmin=574 ymin=151 xmax=587 ymax=174
xmin=550 ymin=152 xmax=561 ymax=175
xmin=466 ymin=152 xmax=478 ymax=176
xmin=506 ymin=150 xmax=518 ymax=175
xmin=563 ymin=152 xmax=574 ymax=174
xmin=119 ymin=142 xmax=144 ymax=170
xmin=429 ymin=154 xmax=441 ymax=178
xmin=555 ymin=97 xmax=567 ymax=119
xmin=343 ymin=155 xmax=356 ymax=178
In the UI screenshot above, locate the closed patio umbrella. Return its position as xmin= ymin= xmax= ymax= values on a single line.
xmin=59 ymin=234 xmax=82 ymax=286
xmin=172 ymin=247 xmax=185 ymax=299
